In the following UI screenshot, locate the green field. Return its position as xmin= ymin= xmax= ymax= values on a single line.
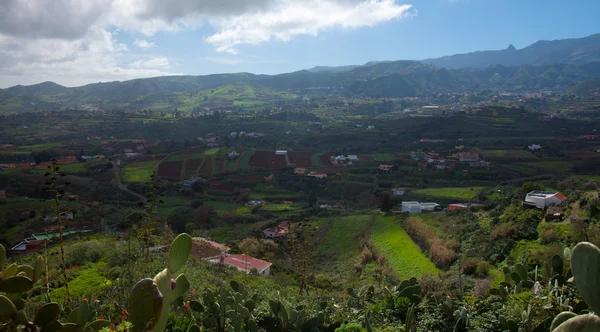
xmin=311 ymin=153 xmax=324 ymax=166
xmin=204 ymin=147 xmax=221 ymax=155
xmin=519 ymin=161 xmax=574 ymax=173
xmin=248 ymin=183 xmax=303 ymax=200
xmin=411 ymin=186 xmax=487 ymax=200
xmin=476 ymin=148 xmax=537 ymax=161
xmin=370 ymin=217 xmax=438 ymax=279
xmin=238 ymin=149 xmax=255 ymax=169
xmin=121 ymin=161 xmax=160 ymax=183
xmin=317 ymin=216 xmax=370 ymax=275
xmin=227 ymin=161 xmax=236 ymax=171
xmin=370 ymin=153 xmax=396 ymax=161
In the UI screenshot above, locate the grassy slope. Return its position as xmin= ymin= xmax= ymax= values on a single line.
xmin=370 ymin=216 xmax=438 ymax=279
xmin=316 ymin=215 xmax=370 ymax=275
xmin=121 ymin=161 xmax=160 ymax=183
xmin=411 ymin=186 xmax=487 ymax=200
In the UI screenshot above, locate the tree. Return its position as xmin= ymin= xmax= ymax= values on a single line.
xmin=308 ymin=190 xmax=317 ymax=208
xmin=190 ymin=200 xmax=204 ymax=209
xmin=167 ymin=207 xmax=194 ymax=233
xmin=380 ymin=194 xmax=394 ymax=212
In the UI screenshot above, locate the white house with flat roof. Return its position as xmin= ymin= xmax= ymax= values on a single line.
xmin=402 ymin=201 xmax=422 ymax=214
xmin=524 ymin=191 xmax=567 ymax=208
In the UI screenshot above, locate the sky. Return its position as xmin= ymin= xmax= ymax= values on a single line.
xmin=1 ymin=0 xmax=599 ymax=88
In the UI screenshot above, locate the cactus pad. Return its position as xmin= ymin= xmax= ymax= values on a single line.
xmin=0 ymin=276 xmax=34 ymax=294
xmin=0 ymin=295 xmax=17 ymax=321
xmin=128 ymin=278 xmax=164 ymax=332
xmin=33 ymin=303 xmax=62 ymax=327
xmin=570 ymin=242 xmax=600 ymax=314
xmin=552 ymin=314 xmax=600 ymax=332
xmin=167 ymin=233 xmax=192 ymax=274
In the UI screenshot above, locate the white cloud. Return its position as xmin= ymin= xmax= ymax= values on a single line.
xmin=202 ymin=57 xmax=244 ymax=65
xmin=130 ymin=57 xmax=171 ymax=69
xmin=0 ymin=0 xmax=414 ymax=87
xmin=205 ymin=0 xmax=414 ymax=54
xmin=134 ymin=38 xmax=156 ymax=49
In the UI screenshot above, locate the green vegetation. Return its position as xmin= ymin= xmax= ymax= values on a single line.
xmin=49 ymin=263 xmax=111 ymax=304
xmin=316 ymin=216 xmax=370 ymax=275
xmin=411 ymin=186 xmax=487 ymax=200
xmin=369 ymin=153 xmax=396 ymax=161
xmin=121 ymin=161 xmax=160 ymax=183
xmin=370 ymin=216 xmax=438 ymax=279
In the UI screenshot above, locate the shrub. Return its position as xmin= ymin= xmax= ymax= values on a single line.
xmin=475 ymin=261 xmax=491 ymax=278
xmin=405 ymin=217 xmax=457 ymax=267
xmin=540 ymin=229 xmax=558 ymax=244
xmin=491 ymin=223 xmax=515 ymax=240
xmin=335 ymin=323 xmax=364 ymax=332
xmin=462 ymin=257 xmax=480 ymax=275
xmin=418 ymin=273 xmax=444 ymax=294
xmin=473 ymin=279 xmax=492 ymax=298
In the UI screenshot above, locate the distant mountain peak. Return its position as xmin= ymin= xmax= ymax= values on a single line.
xmin=507 ymin=44 xmax=517 ymax=51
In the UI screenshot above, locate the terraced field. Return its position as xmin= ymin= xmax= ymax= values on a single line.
xmin=316 ymin=215 xmax=370 ymax=275
xmin=411 ymin=186 xmax=487 ymax=200
xmin=370 ymin=216 xmax=438 ymax=279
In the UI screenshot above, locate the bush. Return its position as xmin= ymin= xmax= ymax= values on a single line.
xmin=190 ymin=200 xmax=204 ymax=209
xmin=335 ymin=323 xmax=364 ymax=332
xmin=66 ymin=241 xmax=105 ymax=267
xmin=405 ymin=217 xmax=457 ymax=267
xmin=475 ymin=261 xmax=491 ymax=278
xmin=540 ymin=229 xmax=558 ymax=244
xmin=418 ymin=273 xmax=444 ymax=294
xmin=491 ymin=223 xmax=515 ymax=240
xmin=462 ymin=257 xmax=480 ymax=275
xmin=473 ymin=279 xmax=492 ymax=298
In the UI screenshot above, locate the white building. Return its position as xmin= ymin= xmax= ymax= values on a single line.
xmin=419 ymin=202 xmax=440 ymax=211
xmin=402 ymin=201 xmax=422 ymax=214
xmin=524 ymin=191 xmax=567 ymax=208
xmin=392 ymin=188 xmax=408 ymax=196
xmin=275 ymin=150 xmax=287 ymax=155
xmin=528 ymin=144 xmax=542 ymax=151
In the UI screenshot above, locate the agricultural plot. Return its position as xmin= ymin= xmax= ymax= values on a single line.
xmin=166 ymin=152 xmax=205 ymax=163
xmin=157 ymin=161 xmax=183 ymax=178
xmin=316 ymin=215 xmax=371 ymax=275
xmin=121 ymin=160 xmax=160 ymax=183
xmin=319 ymin=153 xmax=333 ymax=165
xmin=238 ymin=149 xmax=256 ymax=169
xmin=411 ymin=186 xmax=487 ymax=200
xmin=519 ymin=161 xmax=574 ymax=173
xmin=370 ymin=217 xmax=437 ymax=279
xmin=249 ymin=183 xmax=303 ymax=200
xmin=249 ymin=151 xmax=287 ymax=169
xmin=569 ymin=151 xmax=600 ymax=160
xmin=183 ymin=158 xmax=204 ymax=178
xmin=475 ymin=148 xmax=538 ymax=162
xmin=287 ymin=151 xmax=313 ymax=167
xmin=311 ymin=153 xmax=324 ymax=167
xmin=370 ymin=153 xmax=396 ymax=161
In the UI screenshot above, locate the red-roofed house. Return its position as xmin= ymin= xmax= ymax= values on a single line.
xmin=209 ymin=254 xmax=272 ymax=276
xmin=379 ymin=164 xmax=394 ymax=173
xmin=294 ymin=167 xmax=307 ymax=175
xmin=457 ymin=152 xmax=480 ymax=162
xmin=11 ymin=239 xmax=47 ymax=253
xmin=191 ymin=237 xmax=231 ymax=259
xmin=524 ymin=191 xmax=567 ymax=209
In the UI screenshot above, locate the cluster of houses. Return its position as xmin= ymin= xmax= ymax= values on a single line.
xmin=230 ymin=131 xmax=264 ymax=139
xmin=411 ymin=150 xmax=492 ymax=170
xmin=1 ymin=155 xmax=81 ymax=171
xmin=294 ymin=168 xmax=329 ymax=180
xmin=263 ymin=221 xmax=301 ymax=239
xmin=192 ymin=237 xmax=272 ymax=276
xmin=329 ymin=155 xmax=359 ymax=165
xmin=199 ymin=133 xmax=220 ymax=148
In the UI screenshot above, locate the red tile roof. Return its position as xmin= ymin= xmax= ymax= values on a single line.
xmin=219 ymin=254 xmax=272 ymax=273
xmin=554 ymin=192 xmax=567 ymax=201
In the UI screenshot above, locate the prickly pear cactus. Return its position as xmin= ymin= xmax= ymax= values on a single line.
xmin=127 ymin=233 xmax=192 ymax=332
xmin=551 ymin=242 xmax=600 ymax=331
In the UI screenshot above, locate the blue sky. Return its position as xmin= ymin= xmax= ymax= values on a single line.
xmin=1 ymin=0 xmax=599 ymax=87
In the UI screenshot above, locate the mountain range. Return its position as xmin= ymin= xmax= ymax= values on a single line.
xmin=2 ymin=34 xmax=600 ymax=113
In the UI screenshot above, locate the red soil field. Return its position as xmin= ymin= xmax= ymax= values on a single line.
xmin=183 ymin=158 xmax=203 ymax=177
xmin=319 ymin=153 xmax=333 ymax=165
xmin=569 ymin=151 xmax=600 ymax=159
xmin=287 ymin=151 xmax=313 ymax=167
xmin=358 ymin=155 xmax=375 ymax=163
xmin=136 ymin=155 xmax=166 ymax=162
xmin=157 ymin=161 xmax=182 ymax=178
xmin=314 ymin=168 xmax=344 ymax=174
xmin=198 ymin=159 xmax=213 ymax=177
xmin=249 ymin=151 xmax=287 ymax=169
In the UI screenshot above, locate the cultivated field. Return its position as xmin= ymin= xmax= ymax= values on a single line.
xmin=370 ymin=217 xmax=438 ymax=279
xmin=249 ymin=151 xmax=287 ymax=169
xmin=411 ymin=186 xmax=487 ymax=200
xmin=474 ymin=148 xmax=538 ymax=161
xmin=121 ymin=160 xmax=160 ymax=182
xmin=287 ymin=151 xmax=313 ymax=167
xmin=157 ymin=161 xmax=183 ymax=178
xmin=316 ymin=215 xmax=370 ymax=275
